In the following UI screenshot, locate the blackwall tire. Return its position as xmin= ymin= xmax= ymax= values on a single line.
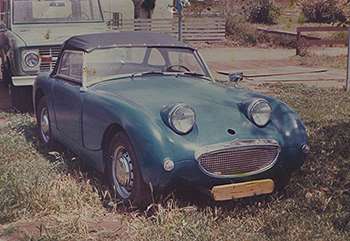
xmin=36 ymin=96 xmax=55 ymax=148
xmin=106 ymin=131 xmax=152 ymax=210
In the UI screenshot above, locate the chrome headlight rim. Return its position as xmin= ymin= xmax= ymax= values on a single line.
xmin=24 ymin=51 xmax=40 ymax=68
xmin=168 ymin=103 xmax=196 ymax=134
xmin=248 ymin=98 xmax=271 ymax=127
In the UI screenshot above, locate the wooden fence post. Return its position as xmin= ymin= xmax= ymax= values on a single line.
xmin=296 ymin=28 xmax=301 ymax=55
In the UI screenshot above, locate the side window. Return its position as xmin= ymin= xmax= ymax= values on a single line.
xmin=57 ymin=51 xmax=83 ymax=83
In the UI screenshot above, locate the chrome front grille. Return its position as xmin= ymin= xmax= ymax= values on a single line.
xmin=39 ymin=46 xmax=61 ymax=71
xmin=195 ymin=139 xmax=280 ymax=177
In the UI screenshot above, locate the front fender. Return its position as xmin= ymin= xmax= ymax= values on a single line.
xmin=3 ymin=30 xmax=26 ymax=76
xmin=82 ymin=89 xmax=174 ymax=189
xmin=33 ymin=73 xmax=54 ymax=117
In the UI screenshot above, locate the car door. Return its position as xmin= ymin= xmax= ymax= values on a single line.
xmin=52 ymin=50 xmax=84 ymax=146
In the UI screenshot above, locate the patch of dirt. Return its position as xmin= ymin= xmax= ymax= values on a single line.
xmin=0 ymin=221 xmax=42 ymax=240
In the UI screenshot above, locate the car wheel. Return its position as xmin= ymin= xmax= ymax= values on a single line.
xmin=107 ymin=131 xmax=152 ymax=209
xmin=36 ymin=96 xmax=54 ymax=147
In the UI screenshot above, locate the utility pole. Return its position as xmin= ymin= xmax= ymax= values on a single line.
xmin=176 ymin=0 xmax=183 ymax=42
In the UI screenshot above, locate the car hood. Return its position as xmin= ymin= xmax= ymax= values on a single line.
xmin=91 ymin=75 xmax=303 ymax=147
xmin=12 ymin=23 xmax=109 ymax=46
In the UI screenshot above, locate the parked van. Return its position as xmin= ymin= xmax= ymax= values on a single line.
xmin=0 ymin=0 xmax=121 ymax=111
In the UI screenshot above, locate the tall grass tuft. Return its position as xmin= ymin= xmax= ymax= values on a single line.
xmin=0 ymin=112 xmax=116 ymax=239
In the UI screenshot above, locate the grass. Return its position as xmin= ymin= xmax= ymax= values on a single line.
xmin=0 ymin=113 xmax=117 ymax=239
xmin=1 ymin=83 xmax=350 ymax=240
xmin=294 ymin=53 xmax=348 ymax=69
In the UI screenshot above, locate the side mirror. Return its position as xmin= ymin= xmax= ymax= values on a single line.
xmin=108 ymin=12 xmax=122 ymax=29
xmin=229 ymin=71 xmax=243 ymax=85
xmin=216 ymin=70 xmax=244 ymax=86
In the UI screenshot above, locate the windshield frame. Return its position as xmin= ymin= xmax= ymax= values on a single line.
xmin=80 ymin=45 xmax=214 ymax=86
xmin=12 ymin=0 xmax=104 ymax=25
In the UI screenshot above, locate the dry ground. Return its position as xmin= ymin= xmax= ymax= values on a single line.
xmin=195 ymin=43 xmax=347 ymax=89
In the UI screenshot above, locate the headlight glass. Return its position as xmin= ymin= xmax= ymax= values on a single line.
xmin=169 ymin=103 xmax=196 ymax=134
xmin=24 ymin=52 xmax=40 ymax=68
xmin=248 ymin=99 xmax=271 ymax=127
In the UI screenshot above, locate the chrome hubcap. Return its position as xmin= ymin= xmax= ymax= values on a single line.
xmin=112 ymin=146 xmax=134 ymax=199
xmin=40 ymin=107 xmax=50 ymax=143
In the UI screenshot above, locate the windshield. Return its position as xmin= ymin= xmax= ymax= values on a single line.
xmin=13 ymin=0 xmax=103 ymax=24
xmin=84 ymin=46 xmax=210 ymax=85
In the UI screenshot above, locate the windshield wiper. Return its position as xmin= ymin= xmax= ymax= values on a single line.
xmin=182 ymin=72 xmax=205 ymax=77
xmin=179 ymin=72 xmax=213 ymax=81
xmin=141 ymin=70 xmax=164 ymax=76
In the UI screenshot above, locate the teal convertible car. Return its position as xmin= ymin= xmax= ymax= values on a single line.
xmin=33 ymin=32 xmax=309 ymax=209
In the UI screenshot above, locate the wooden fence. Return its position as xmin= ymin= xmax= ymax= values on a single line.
xmin=296 ymin=26 xmax=348 ymax=55
xmin=119 ymin=18 xmax=226 ymax=42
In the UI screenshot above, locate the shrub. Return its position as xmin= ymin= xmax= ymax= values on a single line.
xmin=300 ymin=0 xmax=346 ymax=23
xmin=226 ymin=19 xmax=296 ymax=48
xmin=242 ymin=0 xmax=281 ymax=24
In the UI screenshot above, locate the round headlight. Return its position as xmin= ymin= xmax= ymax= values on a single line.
xmin=248 ymin=99 xmax=271 ymax=127
xmin=24 ymin=52 xmax=40 ymax=68
xmin=169 ymin=103 xmax=196 ymax=134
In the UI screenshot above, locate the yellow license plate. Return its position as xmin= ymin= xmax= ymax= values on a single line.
xmin=211 ymin=179 xmax=275 ymax=201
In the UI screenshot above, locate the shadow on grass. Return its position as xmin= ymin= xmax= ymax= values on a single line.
xmin=18 ymin=110 xmax=350 ymax=226
xmin=21 ymin=118 xmax=299 ymax=215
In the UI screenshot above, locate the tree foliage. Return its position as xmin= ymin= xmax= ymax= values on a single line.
xmin=243 ymin=0 xmax=281 ymax=24
xmin=300 ymin=0 xmax=346 ymax=24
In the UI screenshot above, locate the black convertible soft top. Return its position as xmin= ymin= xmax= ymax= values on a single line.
xmin=61 ymin=32 xmax=191 ymax=52
xmin=51 ymin=32 xmax=195 ymax=76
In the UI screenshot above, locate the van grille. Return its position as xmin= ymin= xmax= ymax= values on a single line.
xmin=39 ymin=46 xmax=61 ymax=71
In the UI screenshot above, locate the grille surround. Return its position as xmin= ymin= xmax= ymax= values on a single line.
xmin=39 ymin=46 xmax=61 ymax=71
xmin=195 ymin=139 xmax=280 ymax=178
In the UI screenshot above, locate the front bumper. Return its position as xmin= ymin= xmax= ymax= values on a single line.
xmin=12 ymin=75 xmax=36 ymax=86
xmin=211 ymin=179 xmax=275 ymax=201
